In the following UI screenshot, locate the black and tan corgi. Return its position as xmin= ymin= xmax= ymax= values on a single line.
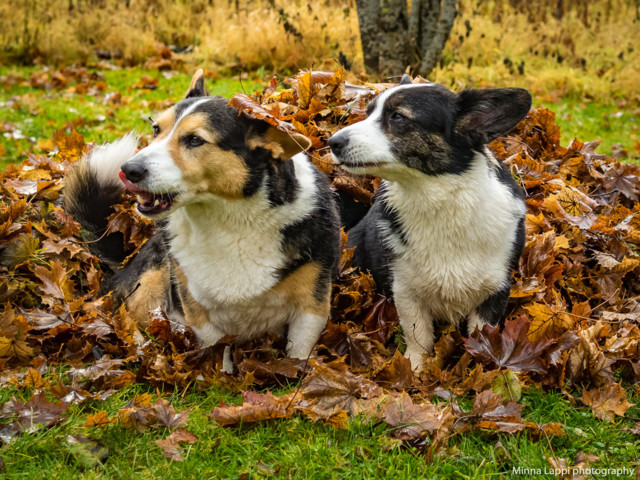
xmin=65 ymin=70 xmax=341 ymax=372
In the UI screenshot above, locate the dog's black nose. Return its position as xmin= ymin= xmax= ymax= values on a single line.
xmin=328 ymin=135 xmax=348 ymax=157
xmin=121 ymin=161 xmax=148 ymax=184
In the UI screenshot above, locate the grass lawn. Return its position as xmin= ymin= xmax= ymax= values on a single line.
xmin=1 ymin=65 xmax=640 ymax=478
xmin=1 ymin=378 xmax=639 ymax=479
xmin=0 ymin=66 xmax=638 ymax=171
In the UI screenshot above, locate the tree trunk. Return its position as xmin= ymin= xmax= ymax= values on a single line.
xmin=378 ymin=0 xmax=411 ymax=77
xmin=356 ymin=0 xmax=457 ymax=78
xmin=355 ymin=0 xmax=382 ymax=73
xmin=418 ymin=0 xmax=457 ymax=75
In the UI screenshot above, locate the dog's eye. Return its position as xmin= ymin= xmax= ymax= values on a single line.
xmin=390 ymin=111 xmax=406 ymax=123
xmin=152 ymin=124 xmax=160 ymax=137
xmin=183 ymin=134 xmax=206 ymax=149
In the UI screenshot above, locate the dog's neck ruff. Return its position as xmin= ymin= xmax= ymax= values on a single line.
xmin=381 ymin=150 xmax=495 ymax=211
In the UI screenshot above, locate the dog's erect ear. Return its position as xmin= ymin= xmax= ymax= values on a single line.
xmin=399 ymin=74 xmax=413 ymax=85
xmin=185 ymin=69 xmax=208 ymax=99
xmin=247 ymin=123 xmax=312 ymax=160
xmin=455 ymin=88 xmax=532 ymax=143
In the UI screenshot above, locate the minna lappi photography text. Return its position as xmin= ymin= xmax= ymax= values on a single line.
xmin=1 ymin=0 xmax=639 ymax=478
xmin=512 ymin=466 xmax=635 ymax=477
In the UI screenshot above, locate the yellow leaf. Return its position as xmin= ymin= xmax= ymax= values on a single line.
xmin=84 ymin=411 xmax=113 ymax=428
xmin=525 ymin=303 xmax=573 ymax=340
xmin=297 ymin=70 xmax=313 ymax=110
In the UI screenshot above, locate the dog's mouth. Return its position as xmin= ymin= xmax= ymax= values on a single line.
xmin=119 ymin=171 xmax=178 ymax=216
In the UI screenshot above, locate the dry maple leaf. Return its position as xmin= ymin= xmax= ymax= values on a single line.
xmin=156 ymin=428 xmax=198 ymax=462
xmin=525 ymin=303 xmax=574 ymax=340
xmin=23 ymin=368 xmax=46 ymax=389
xmin=0 ymin=393 xmax=68 ymax=437
xmin=149 ymin=397 xmax=190 ymax=429
xmin=299 ymin=362 xmax=384 ymax=421
xmin=52 ymin=128 xmax=86 ymax=161
xmin=382 ymin=392 xmax=452 ymax=440
xmin=83 ymin=410 xmax=113 ymax=428
xmin=566 ymin=323 xmax=615 ymax=387
xmin=580 ymin=383 xmax=634 ymax=421
xmin=372 ymin=349 xmax=413 ymax=391
xmin=32 ymin=261 xmax=75 ymax=301
xmin=209 ymin=390 xmax=295 ymax=427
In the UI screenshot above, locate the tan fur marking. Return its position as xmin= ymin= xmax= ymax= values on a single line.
xmin=272 ymin=262 xmax=329 ymax=316
xmin=126 ymin=267 xmax=170 ymax=326
xmin=167 ymin=113 xmax=248 ymax=199
xmin=395 ymin=107 xmax=414 ymax=119
xmin=171 ymin=261 xmax=210 ymax=329
xmin=154 ymin=108 xmax=177 ymax=141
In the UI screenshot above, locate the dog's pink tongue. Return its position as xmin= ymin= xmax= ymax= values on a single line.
xmin=119 ymin=170 xmax=153 ymax=205
xmin=119 ymin=170 xmax=143 ymax=193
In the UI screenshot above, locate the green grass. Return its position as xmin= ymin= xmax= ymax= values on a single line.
xmin=0 ymin=66 xmax=263 ymax=169
xmin=1 ymin=65 xmax=640 ymax=478
xmin=1 ymin=380 xmax=638 ymax=479
xmin=539 ymin=98 xmax=640 ymax=160
xmin=1 ymin=66 xmax=639 ymax=171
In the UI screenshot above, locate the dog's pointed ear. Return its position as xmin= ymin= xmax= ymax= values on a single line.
xmin=247 ymin=123 xmax=312 ymax=160
xmin=185 ymin=69 xmax=208 ymax=99
xmin=455 ymin=88 xmax=532 ymax=143
xmin=399 ymin=74 xmax=413 ymax=85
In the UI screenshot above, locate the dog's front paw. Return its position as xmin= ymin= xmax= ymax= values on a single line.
xmin=404 ymin=347 xmax=426 ymax=373
xmin=220 ymin=345 xmax=234 ymax=374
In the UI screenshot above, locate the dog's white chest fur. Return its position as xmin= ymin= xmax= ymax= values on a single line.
xmin=169 ymin=207 xmax=285 ymax=305
xmin=383 ymin=155 xmax=524 ymax=322
xmin=165 ymin=154 xmax=318 ymax=343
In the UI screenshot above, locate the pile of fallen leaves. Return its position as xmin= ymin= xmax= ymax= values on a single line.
xmin=1 ymin=69 xmax=640 ymax=467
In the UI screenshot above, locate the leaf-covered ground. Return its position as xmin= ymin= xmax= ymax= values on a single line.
xmin=1 ymin=67 xmax=640 ymax=479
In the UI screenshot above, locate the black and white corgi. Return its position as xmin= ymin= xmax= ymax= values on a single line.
xmin=328 ymin=76 xmax=531 ymax=371
xmin=65 ymin=70 xmax=341 ymax=372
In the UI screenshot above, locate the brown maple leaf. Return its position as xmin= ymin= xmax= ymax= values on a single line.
xmin=298 ymin=362 xmax=384 ymax=421
xmin=156 ymin=428 xmax=198 ymax=462
xmin=0 ymin=393 xmax=68 ymax=436
xmin=209 ymin=390 xmax=295 ymax=427
xmin=580 ymin=383 xmax=634 ymax=421
xmin=382 ymin=392 xmax=453 ymax=440
xmin=149 ymin=398 xmax=190 ymax=429
xmin=32 ymin=260 xmax=75 ymax=301
xmin=465 ymin=317 xmax=555 ymax=374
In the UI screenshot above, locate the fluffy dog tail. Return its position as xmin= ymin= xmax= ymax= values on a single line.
xmin=64 ymin=133 xmax=138 ymax=268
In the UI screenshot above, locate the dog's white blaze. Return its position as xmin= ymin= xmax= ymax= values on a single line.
xmin=381 ymin=152 xmax=525 ymax=364
xmin=87 ymin=132 xmax=139 ymax=187
xmin=130 ymin=98 xmax=212 ymax=193
xmin=167 ymin=153 xmax=321 ymax=347
xmin=135 ymin=137 xmax=183 ymax=192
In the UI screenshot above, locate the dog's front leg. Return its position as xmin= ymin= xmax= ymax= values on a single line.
xmin=286 ymin=311 xmax=328 ymax=360
xmin=395 ymin=291 xmax=434 ymax=372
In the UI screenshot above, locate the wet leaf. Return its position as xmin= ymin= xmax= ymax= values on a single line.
xmin=580 ymin=383 xmax=634 ymax=421
xmin=491 ymin=370 xmax=522 ymax=403
xmin=156 ymin=428 xmax=198 ymax=462
xmin=382 ymin=392 xmax=452 ymax=440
